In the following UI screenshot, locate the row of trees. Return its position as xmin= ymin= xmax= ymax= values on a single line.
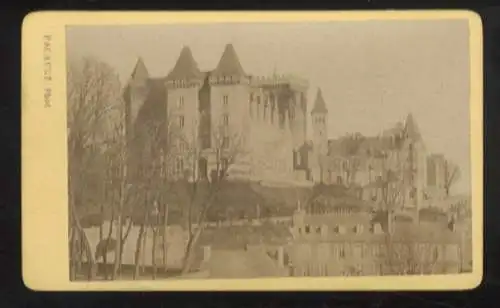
xmin=67 ymin=57 xmax=245 ymax=280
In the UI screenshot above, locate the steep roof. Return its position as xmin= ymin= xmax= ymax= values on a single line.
xmin=404 ymin=113 xmax=422 ymax=141
xmin=166 ymin=46 xmax=203 ymax=81
xmin=311 ymin=88 xmax=328 ymax=114
xmin=211 ymin=44 xmax=246 ymax=78
xmin=130 ymin=57 xmax=149 ymax=82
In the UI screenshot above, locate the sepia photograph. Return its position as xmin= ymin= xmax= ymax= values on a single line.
xmin=64 ymin=19 xmax=474 ymax=281
xmin=22 ymin=11 xmax=482 ymax=290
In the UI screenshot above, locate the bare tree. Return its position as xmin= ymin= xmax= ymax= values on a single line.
xmin=108 ymin=118 xmax=135 ymax=280
xmin=380 ymin=229 xmax=440 ymax=276
xmin=128 ymin=110 xmax=179 ymax=279
xmin=67 ymin=57 xmax=122 ymax=280
xmin=179 ymin=122 xmax=246 ymax=274
xmin=444 ymin=160 xmax=461 ymax=197
xmin=93 ymin=113 xmax=138 ymax=280
xmin=369 ymin=147 xmax=442 ymax=276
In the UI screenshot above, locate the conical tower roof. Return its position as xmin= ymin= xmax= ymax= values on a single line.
xmin=311 ymin=88 xmax=328 ymax=114
xmin=211 ymin=44 xmax=246 ymax=78
xmin=130 ymin=57 xmax=149 ymax=82
xmin=166 ymin=46 xmax=202 ymax=81
xmin=404 ymin=113 xmax=422 ymax=140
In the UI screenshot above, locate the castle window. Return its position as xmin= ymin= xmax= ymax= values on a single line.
xmin=354 ymin=224 xmax=364 ymax=234
xmin=305 ymin=225 xmax=310 ymax=234
xmin=339 ymin=247 xmax=346 ymax=259
xmin=222 ymin=95 xmax=229 ymax=107
xmin=222 ymin=114 xmax=229 ymax=126
xmin=177 ymin=96 xmax=184 ymax=109
xmin=178 ymin=115 xmax=185 ymax=129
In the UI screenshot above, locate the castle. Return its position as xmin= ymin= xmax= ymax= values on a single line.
xmin=124 ymin=44 xmax=310 ymax=187
xmin=123 ymin=43 xmax=459 ymax=212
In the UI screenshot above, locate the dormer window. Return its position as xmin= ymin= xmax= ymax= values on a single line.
xmin=353 ymin=224 xmax=364 ymax=234
xmin=337 ymin=176 xmax=343 ymax=184
xmin=334 ymin=225 xmax=346 ymax=234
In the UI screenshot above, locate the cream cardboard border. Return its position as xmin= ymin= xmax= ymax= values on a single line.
xmin=21 ymin=10 xmax=483 ymax=291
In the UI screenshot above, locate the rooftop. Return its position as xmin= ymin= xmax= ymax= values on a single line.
xmin=166 ymin=46 xmax=203 ymax=81
xmin=211 ymin=44 xmax=247 ymax=78
xmin=311 ymin=88 xmax=328 ymax=114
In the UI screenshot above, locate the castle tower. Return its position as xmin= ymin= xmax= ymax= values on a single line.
xmin=124 ymin=57 xmax=149 ymax=133
xmin=311 ymin=88 xmax=328 ymax=154
xmin=402 ymin=113 xmax=427 ymax=217
xmin=165 ymin=46 xmax=204 ymax=178
xmin=122 ymin=57 xmax=151 ymax=180
xmin=208 ymin=44 xmax=251 ymax=175
xmin=310 ymin=88 xmax=329 ymax=183
xmin=209 ymin=44 xmax=251 ymax=143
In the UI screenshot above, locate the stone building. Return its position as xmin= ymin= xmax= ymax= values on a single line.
xmin=122 ymin=43 xmax=463 ymax=213
xmin=280 ymin=203 xmax=465 ymax=277
xmin=123 ymin=44 xmax=310 ymax=186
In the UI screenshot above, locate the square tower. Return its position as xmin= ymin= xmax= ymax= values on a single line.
xmin=165 ymin=46 xmax=205 ymax=179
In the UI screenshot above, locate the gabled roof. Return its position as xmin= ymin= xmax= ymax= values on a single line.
xmin=311 ymin=88 xmax=328 ymax=114
xmin=166 ymin=46 xmax=203 ymax=81
xmin=211 ymin=44 xmax=246 ymax=78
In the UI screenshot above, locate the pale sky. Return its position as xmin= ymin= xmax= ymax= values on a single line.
xmin=66 ymin=20 xmax=471 ymax=193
